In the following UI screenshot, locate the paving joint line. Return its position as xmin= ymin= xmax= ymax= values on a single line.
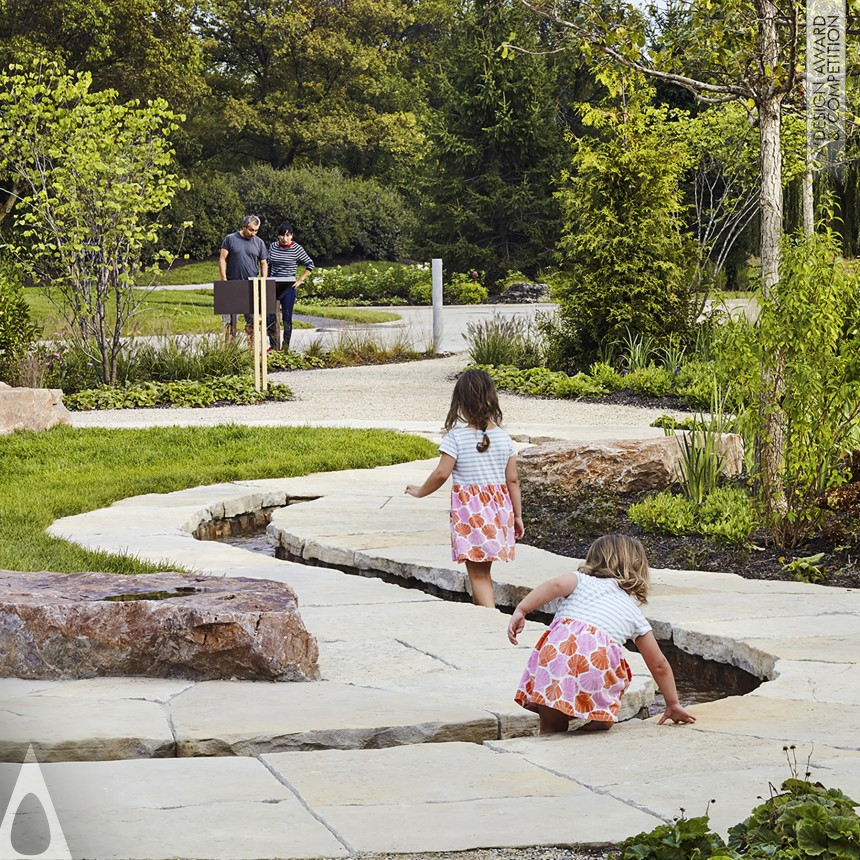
xmin=256 ymin=755 xmax=355 ymax=853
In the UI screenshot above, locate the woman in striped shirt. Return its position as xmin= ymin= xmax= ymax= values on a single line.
xmin=267 ymin=222 xmax=315 ymax=350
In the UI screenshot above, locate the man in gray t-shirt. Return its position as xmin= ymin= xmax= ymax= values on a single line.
xmin=219 ymin=215 xmax=268 ymax=340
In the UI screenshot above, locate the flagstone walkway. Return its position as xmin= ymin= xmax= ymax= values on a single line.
xmin=3 ymin=455 xmax=860 ymax=859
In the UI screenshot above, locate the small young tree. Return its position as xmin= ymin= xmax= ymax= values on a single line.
xmin=717 ymin=228 xmax=860 ymax=547
xmin=0 ymin=61 xmax=186 ymax=385
xmin=552 ymin=78 xmax=697 ymax=366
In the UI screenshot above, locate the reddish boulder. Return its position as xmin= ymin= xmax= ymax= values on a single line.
xmin=0 ymin=571 xmax=319 ymax=681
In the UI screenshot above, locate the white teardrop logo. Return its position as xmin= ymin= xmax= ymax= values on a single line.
xmin=0 ymin=746 xmax=71 ymax=859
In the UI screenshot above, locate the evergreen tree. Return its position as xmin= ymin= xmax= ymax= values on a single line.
xmin=418 ymin=0 xmax=566 ymax=283
xmin=552 ymin=78 xmax=697 ymax=366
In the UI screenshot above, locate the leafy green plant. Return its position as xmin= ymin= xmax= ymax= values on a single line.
xmin=620 ymin=328 xmax=658 ymax=372
xmin=0 ymin=258 xmax=39 ymax=382
xmin=588 ymin=361 xmax=625 ymax=391
xmin=716 ymin=230 xmax=860 ymax=548
xmin=698 ymin=485 xmax=756 ymax=546
xmin=780 ymin=552 xmax=827 ymax=584
xmin=628 ymin=491 xmax=696 ymax=536
xmin=306 ymin=263 xmax=428 ymax=306
xmin=477 ymin=364 xmax=608 ymax=399
xmin=63 ymin=376 xmax=293 ymax=410
xmin=614 ymin=750 xmax=860 ymax=860
xmin=660 ymin=335 xmax=687 ymax=373
xmin=615 ymin=815 xmax=728 ymax=860
xmin=267 ymin=351 xmax=326 ymax=371
xmin=728 ymin=774 xmax=859 ymax=858
xmin=677 ymin=430 xmax=724 ymax=506
xmin=625 ymin=365 xmax=675 ymax=397
xmin=445 ymin=272 xmax=488 ymax=305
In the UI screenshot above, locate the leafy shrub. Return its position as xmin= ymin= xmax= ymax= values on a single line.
xmin=466 ymin=316 xmax=543 ymax=368
xmin=628 ymin=491 xmax=696 ymax=535
xmin=674 ymin=359 xmax=717 ymax=409
xmin=781 ymin=552 xmax=827 ymax=583
xmin=64 ymin=376 xmax=293 ymax=410
xmin=615 ymin=815 xmax=726 ymax=860
xmin=235 ymin=164 xmax=412 ymax=259
xmin=624 ymin=365 xmax=674 ymax=397
xmin=553 ymin=96 xmax=697 ymax=368
xmin=267 ymin=351 xmax=326 ymax=371
xmin=160 ymin=171 xmax=244 ymax=260
xmin=445 ymin=272 xmax=488 ymax=305
xmin=479 ymin=364 xmax=608 ymax=398
xmin=615 ymin=774 xmax=860 ymax=860
xmin=697 ymin=485 xmax=756 ymax=546
xmin=588 ymin=361 xmax=625 ymax=391
xmin=727 ymin=777 xmax=860 ymax=859
xmin=307 ymin=264 xmax=428 ymax=306
xmin=0 ymin=259 xmax=39 ymax=383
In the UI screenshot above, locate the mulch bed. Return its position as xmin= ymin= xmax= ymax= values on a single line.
xmin=521 ymin=483 xmax=860 ymax=590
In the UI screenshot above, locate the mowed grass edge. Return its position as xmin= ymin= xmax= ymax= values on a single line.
xmin=0 ymin=425 xmax=436 ymax=573
xmin=22 ymin=288 xmax=400 ymax=337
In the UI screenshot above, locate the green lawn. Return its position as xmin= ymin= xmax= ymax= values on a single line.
xmin=0 ymin=425 xmax=436 ymax=573
xmin=24 ymin=288 xmax=399 ymax=336
xmin=147 ymin=259 xmax=220 ymax=286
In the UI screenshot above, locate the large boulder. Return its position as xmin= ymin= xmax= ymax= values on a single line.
xmin=0 ymin=384 xmax=70 ymax=434
xmin=517 ymin=433 xmax=744 ymax=494
xmin=0 ymin=571 xmax=319 ymax=681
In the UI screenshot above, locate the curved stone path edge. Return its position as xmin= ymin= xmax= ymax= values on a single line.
xmin=1 ymin=459 xmax=859 ymax=859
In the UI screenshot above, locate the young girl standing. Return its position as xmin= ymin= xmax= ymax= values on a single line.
xmin=406 ymin=369 xmax=523 ymax=608
xmin=508 ymin=534 xmax=696 ymax=733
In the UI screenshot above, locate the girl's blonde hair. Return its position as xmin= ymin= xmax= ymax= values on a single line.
xmin=444 ymin=368 xmax=503 ymax=452
xmin=579 ymin=534 xmax=650 ymax=604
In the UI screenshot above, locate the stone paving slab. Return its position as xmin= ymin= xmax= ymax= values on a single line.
xmin=489 ymin=722 xmax=860 ymax=834
xmin=0 ymin=692 xmax=175 ymax=762
xmin=167 ymin=680 xmax=500 ymax=756
xmin=5 ymin=757 xmax=348 ymax=860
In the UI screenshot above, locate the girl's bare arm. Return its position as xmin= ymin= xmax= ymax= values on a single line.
xmin=405 ymin=454 xmax=456 ymax=498
xmin=505 ymin=455 xmax=524 ymax=539
xmin=507 ymin=574 xmax=579 ymax=644
xmin=634 ymin=631 xmax=697 ymax=724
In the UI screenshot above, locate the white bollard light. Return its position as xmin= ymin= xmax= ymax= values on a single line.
xmin=431 ymin=258 xmax=443 ymax=353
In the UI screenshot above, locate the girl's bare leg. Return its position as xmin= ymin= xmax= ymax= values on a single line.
xmin=578 ymin=720 xmax=613 ymax=732
xmin=465 ymin=561 xmax=495 ymax=607
xmin=536 ymin=705 xmax=571 ymax=735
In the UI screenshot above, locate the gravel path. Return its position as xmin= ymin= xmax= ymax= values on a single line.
xmin=68 ymin=353 xmax=689 ymax=431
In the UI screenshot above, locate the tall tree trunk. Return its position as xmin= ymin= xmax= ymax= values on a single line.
xmin=756 ymin=0 xmax=788 ymax=527
xmin=802 ymin=159 xmax=815 ymax=235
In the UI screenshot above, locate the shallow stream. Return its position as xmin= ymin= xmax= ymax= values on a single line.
xmin=208 ymin=522 xmax=762 ymax=713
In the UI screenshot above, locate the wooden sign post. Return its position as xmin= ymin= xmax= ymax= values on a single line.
xmin=213 ymin=279 xmax=276 ymax=393
xmin=251 ymin=277 xmax=267 ymax=392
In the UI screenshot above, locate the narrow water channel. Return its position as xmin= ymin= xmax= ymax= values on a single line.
xmin=208 ymin=523 xmax=762 ymax=713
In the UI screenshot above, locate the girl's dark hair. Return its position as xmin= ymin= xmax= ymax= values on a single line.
xmin=444 ymin=368 xmax=502 ymax=452
xmin=276 ymin=222 xmax=293 ymax=236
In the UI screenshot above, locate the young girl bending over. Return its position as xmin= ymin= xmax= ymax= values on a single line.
xmin=406 ymin=369 xmax=523 ymax=608
xmin=508 ymin=534 xmax=696 ymax=733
